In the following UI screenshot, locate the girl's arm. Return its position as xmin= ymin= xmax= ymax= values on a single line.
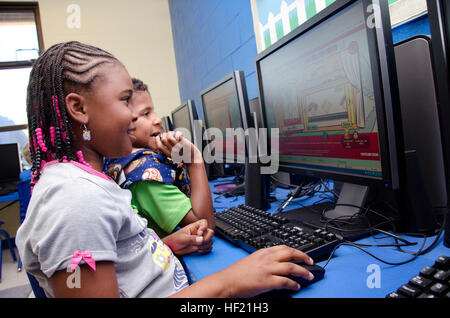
xmin=169 ymin=245 xmax=315 ymax=298
xmin=49 ymin=246 xmax=314 ymax=298
xmin=50 ymin=262 xmax=120 ymax=297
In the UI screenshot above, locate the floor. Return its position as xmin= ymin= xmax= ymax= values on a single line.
xmin=0 ymin=247 xmax=34 ymax=298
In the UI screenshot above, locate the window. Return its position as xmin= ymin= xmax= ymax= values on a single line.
xmin=0 ymin=2 xmax=44 ymax=166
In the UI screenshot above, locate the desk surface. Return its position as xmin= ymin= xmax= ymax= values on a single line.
xmin=181 ymin=177 xmax=450 ymax=298
xmin=0 ymin=191 xmax=18 ymax=203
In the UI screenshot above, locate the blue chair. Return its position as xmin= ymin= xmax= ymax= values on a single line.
xmin=0 ymin=201 xmax=18 ymax=282
xmin=15 ymin=170 xmax=46 ymax=298
xmin=16 ymin=175 xmax=31 ymax=272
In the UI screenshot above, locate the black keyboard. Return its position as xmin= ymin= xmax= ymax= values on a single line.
xmin=386 ymin=256 xmax=450 ymax=298
xmin=214 ymin=204 xmax=343 ymax=261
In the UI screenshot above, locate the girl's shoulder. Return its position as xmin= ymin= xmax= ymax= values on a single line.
xmin=30 ymin=162 xmax=130 ymax=222
xmin=37 ymin=161 xmax=120 ymax=199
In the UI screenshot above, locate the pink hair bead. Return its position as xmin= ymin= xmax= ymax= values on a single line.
xmin=76 ymin=150 xmax=92 ymax=168
xmin=49 ymin=126 xmax=56 ymax=146
xmin=35 ymin=128 xmax=47 ymax=152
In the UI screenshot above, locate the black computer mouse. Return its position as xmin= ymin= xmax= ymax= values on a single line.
xmin=287 ymin=263 xmax=325 ymax=288
xmin=255 ymin=263 xmax=325 ymax=298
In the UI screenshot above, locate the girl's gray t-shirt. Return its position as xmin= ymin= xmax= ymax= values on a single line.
xmin=16 ymin=162 xmax=189 ymax=298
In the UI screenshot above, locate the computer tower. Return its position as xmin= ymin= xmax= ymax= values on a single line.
xmin=394 ymin=36 xmax=446 ymax=233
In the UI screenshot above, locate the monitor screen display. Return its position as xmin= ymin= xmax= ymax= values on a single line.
xmin=0 ymin=143 xmax=21 ymax=183
xmin=202 ymin=77 xmax=245 ymax=162
xmin=172 ymin=104 xmax=193 ymax=142
xmin=258 ymin=1 xmax=382 ymax=180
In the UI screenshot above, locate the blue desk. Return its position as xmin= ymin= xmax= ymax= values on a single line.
xmin=181 ymin=178 xmax=450 ymax=298
xmin=0 ymin=191 xmax=18 ymax=204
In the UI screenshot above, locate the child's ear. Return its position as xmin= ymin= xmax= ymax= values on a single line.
xmin=65 ymin=93 xmax=88 ymax=125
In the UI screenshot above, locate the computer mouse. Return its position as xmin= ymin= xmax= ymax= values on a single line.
xmin=256 ymin=263 xmax=325 ymax=298
xmin=287 ymin=263 xmax=325 ymax=288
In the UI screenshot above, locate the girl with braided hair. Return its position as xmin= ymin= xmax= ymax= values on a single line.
xmin=16 ymin=41 xmax=316 ymax=298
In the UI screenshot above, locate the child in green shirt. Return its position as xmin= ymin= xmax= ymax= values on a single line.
xmin=105 ymin=79 xmax=214 ymax=253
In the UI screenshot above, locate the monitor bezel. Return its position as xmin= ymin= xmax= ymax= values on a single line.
xmin=171 ymin=100 xmax=199 ymax=145
xmin=161 ymin=116 xmax=173 ymax=132
xmin=254 ymin=0 xmax=404 ymax=190
xmin=200 ymin=70 xmax=253 ymax=164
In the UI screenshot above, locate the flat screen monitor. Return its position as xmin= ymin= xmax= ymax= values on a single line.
xmin=201 ymin=71 xmax=252 ymax=164
xmin=0 ymin=143 xmax=22 ymax=183
xmin=161 ymin=116 xmax=173 ymax=132
xmin=171 ymin=100 xmax=199 ymax=145
xmin=255 ymin=0 xmax=404 ymax=218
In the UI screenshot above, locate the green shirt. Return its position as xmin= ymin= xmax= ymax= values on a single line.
xmin=129 ymin=181 xmax=192 ymax=238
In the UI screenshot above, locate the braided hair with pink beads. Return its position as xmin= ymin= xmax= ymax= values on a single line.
xmin=26 ymin=41 xmax=122 ymax=187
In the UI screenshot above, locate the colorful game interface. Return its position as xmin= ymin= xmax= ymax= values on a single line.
xmin=203 ymin=78 xmax=246 ymax=162
xmin=259 ymin=2 xmax=382 ymax=178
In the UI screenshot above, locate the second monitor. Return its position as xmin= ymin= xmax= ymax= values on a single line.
xmin=171 ymin=100 xmax=200 ymax=147
xmin=201 ymin=71 xmax=270 ymax=208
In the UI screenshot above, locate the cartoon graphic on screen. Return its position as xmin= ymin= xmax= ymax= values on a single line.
xmin=259 ymin=2 xmax=382 ymax=178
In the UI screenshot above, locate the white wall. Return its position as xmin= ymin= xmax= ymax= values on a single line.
xmin=8 ymin=0 xmax=180 ymax=117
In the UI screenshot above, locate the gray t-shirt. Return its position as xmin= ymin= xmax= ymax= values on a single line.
xmin=16 ymin=162 xmax=188 ymax=298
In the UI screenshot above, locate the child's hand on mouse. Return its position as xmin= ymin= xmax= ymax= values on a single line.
xmin=155 ymin=131 xmax=202 ymax=164
xmin=162 ymin=219 xmax=214 ymax=256
xmin=215 ymin=245 xmax=314 ymax=297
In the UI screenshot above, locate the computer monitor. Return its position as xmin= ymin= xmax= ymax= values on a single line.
xmin=249 ymin=97 xmax=262 ymax=131
xmin=171 ymin=100 xmax=200 ymax=146
xmin=255 ymin=0 xmax=405 ymax=219
xmin=0 ymin=143 xmax=22 ymax=184
xmin=161 ymin=116 xmax=173 ymax=132
xmin=200 ymin=71 xmax=253 ymax=164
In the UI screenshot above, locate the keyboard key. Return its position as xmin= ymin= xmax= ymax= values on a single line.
xmin=386 ymin=291 xmax=406 ymax=298
xmin=409 ymin=275 xmax=433 ymax=289
xmin=434 ymin=256 xmax=450 ymax=270
xmin=313 ymin=229 xmax=323 ymax=236
xmin=398 ymin=284 xmax=422 ymax=298
xmin=313 ymin=237 xmax=325 ymax=246
xmin=420 ymin=265 xmax=436 ymax=278
xmin=433 ymin=270 xmax=450 ymax=284
xmin=429 ymin=283 xmax=448 ymax=297
xmin=418 ymin=293 xmax=437 ymax=298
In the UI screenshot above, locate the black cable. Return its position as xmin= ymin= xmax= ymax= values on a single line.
xmin=321 ymin=211 xmax=447 ymax=269
xmin=276 ymin=180 xmax=330 ymax=213
xmin=318 ymin=200 xmax=402 ymax=238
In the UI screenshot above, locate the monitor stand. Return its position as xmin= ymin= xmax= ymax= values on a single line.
xmin=277 ymin=182 xmax=390 ymax=241
xmin=322 ymin=183 xmax=369 ymax=220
